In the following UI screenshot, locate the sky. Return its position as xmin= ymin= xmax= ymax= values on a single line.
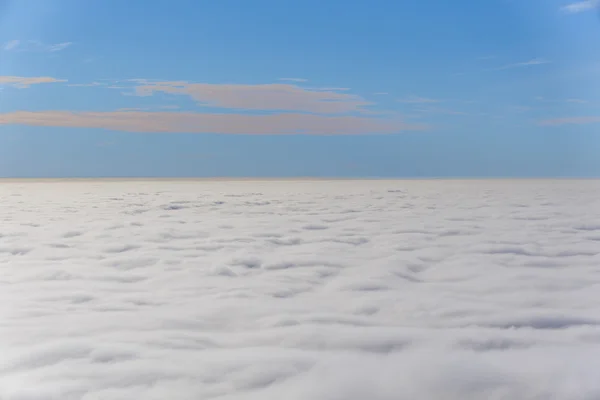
xmin=0 ymin=0 xmax=600 ymax=178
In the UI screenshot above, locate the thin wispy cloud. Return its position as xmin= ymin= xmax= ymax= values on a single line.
xmin=0 ymin=76 xmax=66 ymax=88
xmin=0 ymin=110 xmax=426 ymax=135
xmin=561 ymin=0 xmax=598 ymax=13
xmin=566 ymin=98 xmax=588 ymax=104
xmin=131 ymin=80 xmax=373 ymax=114
xmin=413 ymin=106 xmax=469 ymax=116
xmin=508 ymin=105 xmax=535 ymax=113
xmin=305 ymin=87 xmax=351 ymax=91
xmin=2 ymin=40 xmax=73 ymax=52
xmin=398 ymin=96 xmax=441 ymax=104
xmin=117 ymin=105 xmax=180 ymax=111
xmin=539 ymin=116 xmax=600 ymax=125
xmin=278 ymin=78 xmax=308 ymax=82
xmin=536 ymin=96 xmax=589 ymax=104
xmin=67 ymin=82 xmax=105 ymax=87
xmin=2 ymin=40 xmax=20 ymax=50
xmin=493 ymin=58 xmax=550 ymax=70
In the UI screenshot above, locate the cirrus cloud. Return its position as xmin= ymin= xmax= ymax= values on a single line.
xmin=0 ymin=110 xmax=426 ymax=135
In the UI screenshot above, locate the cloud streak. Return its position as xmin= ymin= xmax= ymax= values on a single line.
xmin=493 ymin=58 xmax=550 ymax=70
xmin=397 ymin=96 xmax=441 ymax=104
xmin=0 ymin=76 xmax=67 ymax=88
xmin=132 ymin=81 xmax=371 ymax=114
xmin=0 ymin=110 xmax=425 ymax=135
xmin=561 ymin=0 xmax=598 ymax=13
xmin=2 ymin=40 xmax=20 ymax=50
xmin=539 ymin=116 xmax=600 ymax=126
xmin=2 ymin=40 xmax=73 ymax=52
xmin=278 ymin=78 xmax=308 ymax=82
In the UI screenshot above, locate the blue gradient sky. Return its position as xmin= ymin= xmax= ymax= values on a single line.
xmin=1 ymin=0 xmax=599 ymax=177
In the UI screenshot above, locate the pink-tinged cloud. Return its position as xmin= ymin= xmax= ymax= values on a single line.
xmin=0 ymin=111 xmax=426 ymax=135
xmin=132 ymin=81 xmax=371 ymax=114
xmin=0 ymin=76 xmax=66 ymax=88
xmin=539 ymin=116 xmax=600 ymax=126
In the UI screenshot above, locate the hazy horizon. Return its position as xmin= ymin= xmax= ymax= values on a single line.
xmin=3 ymin=176 xmax=600 ymax=182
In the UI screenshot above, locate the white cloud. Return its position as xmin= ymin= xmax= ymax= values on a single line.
xmin=2 ymin=40 xmax=20 ymax=50
xmin=67 ymin=82 xmax=105 ymax=87
xmin=561 ymin=0 xmax=598 ymax=13
xmin=2 ymin=40 xmax=73 ymax=52
xmin=494 ymin=58 xmax=550 ymax=70
xmin=536 ymin=97 xmax=590 ymax=104
xmin=540 ymin=116 xmax=600 ymax=125
xmin=566 ymin=98 xmax=588 ymax=104
xmin=278 ymin=78 xmax=308 ymax=82
xmin=0 ymin=180 xmax=600 ymax=398
xmin=398 ymin=96 xmax=441 ymax=104
xmin=46 ymin=42 xmax=73 ymax=52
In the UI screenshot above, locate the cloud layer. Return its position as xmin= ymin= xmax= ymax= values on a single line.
xmin=1 ymin=180 xmax=600 ymax=399
xmin=0 ymin=110 xmax=422 ymax=135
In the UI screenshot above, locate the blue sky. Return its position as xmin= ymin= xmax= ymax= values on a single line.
xmin=0 ymin=0 xmax=599 ymax=177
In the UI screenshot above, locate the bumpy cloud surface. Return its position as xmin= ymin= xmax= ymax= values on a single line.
xmin=1 ymin=179 xmax=600 ymax=399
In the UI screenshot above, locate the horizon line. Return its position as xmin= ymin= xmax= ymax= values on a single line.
xmin=1 ymin=176 xmax=600 ymax=182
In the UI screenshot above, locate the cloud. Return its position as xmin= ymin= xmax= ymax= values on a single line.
xmin=116 ymin=105 xmax=181 ymax=112
xmin=539 ymin=116 xmax=600 ymax=125
xmin=561 ymin=0 xmax=598 ymax=13
xmin=2 ymin=40 xmax=73 ymax=52
xmin=67 ymin=82 xmax=105 ymax=87
xmin=508 ymin=105 xmax=535 ymax=113
xmin=0 ymin=76 xmax=66 ymax=88
xmin=131 ymin=81 xmax=372 ymax=114
xmin=46 ymin=42 xmax=73 ymax=52
xmin=494 ymin=58 xmax=550 ymax=70
xmin=278 ymin=78 xmax=308 ymax=82
xmin=0 ymin=110 xmax=425 ymax=135
xmin=1 ymin=181 xmax=600 ymax=398
xmin=566 ymin=98 xmax=589 ymax=104
xmin=2 ymin=40 xmax=20 ymax=50
xmin=536 ymin=97 xmax=590 ymax=104
xmin=398 ymin=96 xmax=441 ymax=104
